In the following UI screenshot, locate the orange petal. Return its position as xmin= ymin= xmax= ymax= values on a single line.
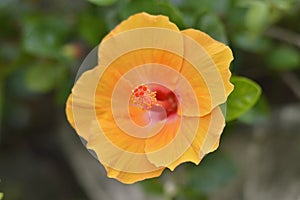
xmin=174 ymin=69 xmax=202 ymax=117
xmin=68 ymin=83 xmax=165 ymax=180
xmin=97 ymin=13 xmax=184 ymax=76
xmin=145 ymin=114 xmax=199 ymax=167
xmin=68 ymin=67 xmax=102 ymax=141
xmin=102 ymin=12 xmax=179 ymax=42
xmin=181 ymin=29 xmax=234 ymax=97
xmin=144 ymin=115 xmax=181 ymax=153
xmin=178 ymin=31 xmax=232 ymax=116
xmin=86 ymin=123 xmax=163 ymax=174
xmin=98 ymin=32 xmax=184 ymax=76
xmin=167 ymin=106 xmax=225 ymax=171
xmin=129 ymin=105 xmax=150 ymax=127
xmin=68 ymin=66 xmax=147 ymax=154
xmin=104 ymin=165 xmax=164 ymax=184
xmin=98 ymin=49 xmax=183 ymax=90
xmin=66 ymin=93 xmax=157 ymax=185
xmin=199 ymin=106 xmax=225 ymax=158
xmin=176 ymin=59 xmax=211 ymax=116
xmin=66 ymin=94 xmax=75 ymax=129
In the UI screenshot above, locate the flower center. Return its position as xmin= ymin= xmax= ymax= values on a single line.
xmin=130 ymin=85 xmax=158 ymax=110
xmin=130 ymin=84 xmax=178 ymax=117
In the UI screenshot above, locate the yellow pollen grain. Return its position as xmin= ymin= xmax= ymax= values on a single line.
xmin=130 ymin=85 xmax=158 ymax=110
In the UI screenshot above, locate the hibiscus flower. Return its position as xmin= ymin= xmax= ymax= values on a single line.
xmin=66 ymin=12 xmax=233 ymax=184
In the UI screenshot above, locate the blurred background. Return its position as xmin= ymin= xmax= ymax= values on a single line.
xmin=1 ymin=0 xmax=300 ymax=199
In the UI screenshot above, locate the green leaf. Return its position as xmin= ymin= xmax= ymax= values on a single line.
xmin=226 ymin=76 xmax=262 ymax=122
xmin=24 ymin=63 xmax=66 ymax=93
xmin=187 ymin=152 xmax=236 ymax=195
xmin=87 ymin=0 xmax=117 ymax=6
xmin=22 ymin=15 xmax=69 ymax=58
xmin=267 ymin=45 xmax=300 ymax=71
xmin=0 ymin=192 xmax=3 ymax=200
xmin=120 ymin=0 xmax=185 ymax=29
xmin=238 ymin=95 xmax=270 ymax=124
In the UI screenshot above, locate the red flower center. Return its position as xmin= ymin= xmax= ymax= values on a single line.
xmin=130 ymin=84 xmax=178 ymax=118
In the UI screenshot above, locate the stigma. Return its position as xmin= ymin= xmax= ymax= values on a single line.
xmin=130 ymin=84 xmax=158 ymax=110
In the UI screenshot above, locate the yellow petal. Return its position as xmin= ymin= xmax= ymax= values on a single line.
xmin=69 ymin=88 xmax=165 ymax=182
xmin=167 ymin=106 xmax=225 ymax=171
xmin=103 ymin=12 xmax=179 ymax=42
xmin=65 ymin=94 xmax=75 ymax=129
xmin=104 ymin=165 xmax=164 ymax=184
xmin=178 ymin=31 xmax=231 ymax=116
xmin=86 ymin=122 xmax=163 ymax=174
xmin=97 ymin=13 xmax=184 ymax=77
xmin=181 ymin=29 xmax=234 ymax=97
xmin=98 ymin=49 xmax=183 ymax=90
xmin=68 ymin=67 xmax=102 ymax=141
xmin=144 ymin=115 xmax=181 ymax=153
xmin=176 ymin=59 xmax=211 ymax=116
xmin=199 ymin=106 xmax=225 ymax=157
xmin=98 ymin=30 xmax=184 ymax=76
xmin=145 ymin=115 xmax=199 ymax=167
xmin=129 ymin=105 xmax=150 ymax=127
xmin=66 ymin=91 xmax=161 ymax=185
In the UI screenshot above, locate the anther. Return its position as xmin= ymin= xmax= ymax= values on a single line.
xmin=130 ymin=84 xmax=158 ymax=110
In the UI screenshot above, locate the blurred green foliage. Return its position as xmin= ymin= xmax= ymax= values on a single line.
xmin=238 ymin=95 xmax=270 ymax=124
xmin=186 ymin=152 xmax=236 ymax=196
xmin=1 ymin=0 xmax=300 ymax=199
xmin=0 ymin=192 xmax=3 ymax=200
xmin=226 ymin=76 xmax=262 ymax=122
xmin=87 ymin=0 xmax=117 ymax=6
xmin=267 ymin=45 xmax=300 ymax=70
xmin=141 ymin=151 xmax=236 ymax=200
xmin=22 ymin=15 xmax=70 ymax=58
xmin=119 ymin=0 xmax=185 ymax=28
